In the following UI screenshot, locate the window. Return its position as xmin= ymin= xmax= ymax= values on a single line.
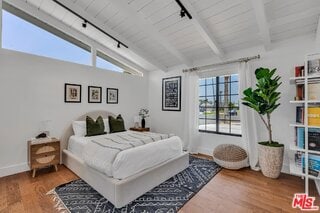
xmin=2 ymin=9 xmax=91 ymax=65
xmin=199 ymin=74 xmax=241 ymax=136
xmin=96 ymin=51 xmax=123 ymax=73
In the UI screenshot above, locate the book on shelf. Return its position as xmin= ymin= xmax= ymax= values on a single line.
xmin=308 ymin=83 xmax=320 ymax=100
xmin=308 ymin=107 xmax=320 ymax=126
xmin=295 ymin=152 xmax=303 ymax=167
xmin=302 ymin=154 xmax=320 ymax=177
xmin=295 ymin=66 xmax=305 ymax=77
xmin=296 ymin=106 xmax=320 ymax=126
xmin=296 ymin=106 xmax=305 ymax=124
xmin=295 ymin=127 xmax=320 ymax=151
xmin=296 ymin=127 xmax=305 ymax=149
xmin=309 ymin=128 xmax=320 ymax=151
xmin=295 ymin=85 xmax=305 ymax=100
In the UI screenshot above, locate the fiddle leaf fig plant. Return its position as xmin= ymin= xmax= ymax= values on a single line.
xmin=242 ymin=67 xmax=283 ymax=147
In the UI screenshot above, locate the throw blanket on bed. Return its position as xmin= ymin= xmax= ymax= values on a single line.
xmin=83 ymin=131 xmax=174 ymax=177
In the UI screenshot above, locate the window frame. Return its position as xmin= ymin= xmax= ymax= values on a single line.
xmin=199 ymin=75 xmax=241 ymax=137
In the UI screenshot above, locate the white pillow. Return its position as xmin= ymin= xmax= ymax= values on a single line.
xmin=72 ymin=120 xmax=86 ymax=137
xmin=72 ymin=118 xmax=109 ymax=136
xmin=103 ymin=119 xmax=110 ymax=133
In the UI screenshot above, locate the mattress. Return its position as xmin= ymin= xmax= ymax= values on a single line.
xmin=68 ymin=135 xmax=87 ymax=159
xmin=67 ymin=131 xmax=183 ymax=179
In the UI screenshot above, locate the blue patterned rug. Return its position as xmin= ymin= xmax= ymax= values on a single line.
xmin=48 ymin=156 xmax=221 ymax=213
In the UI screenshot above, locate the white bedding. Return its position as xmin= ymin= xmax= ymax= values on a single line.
xmin=67 ymin=131 xmax=183 ymax=179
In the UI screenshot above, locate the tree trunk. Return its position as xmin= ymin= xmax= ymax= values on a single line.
xmin=267 ymin=113 xmax=272 ymax=144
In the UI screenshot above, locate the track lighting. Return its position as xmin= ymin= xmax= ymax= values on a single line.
xmin=180 ymin=10 xmax=186 ymax=18
xmin=175 ymin=0 xmax=192 ymax=20
xmin=82 ymin=20 xmax=87 ymax=28
xmin=52 ymin=0 xmax=128 ymax=48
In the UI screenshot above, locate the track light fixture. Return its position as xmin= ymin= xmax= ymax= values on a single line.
xmin=82 ymin=20 xmax=87 ymax=28
xmin=180 ymin=10 xmax=186 ymax=18
xmin=175 ymin=0 xmax=192 ymax=20
xmin=52 ymin=0 xmax=128 ymax=48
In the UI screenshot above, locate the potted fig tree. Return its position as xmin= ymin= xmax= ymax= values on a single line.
xmin=242 ymin=67 xmax=284 ymax=178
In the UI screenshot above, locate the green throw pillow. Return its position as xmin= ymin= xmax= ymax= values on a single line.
xmin=109 ymin=114 xmax=126 ymax=133
xmin=86 ymin=116 xmax=106 ymax=136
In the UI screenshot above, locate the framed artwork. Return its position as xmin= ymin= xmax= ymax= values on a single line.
xmin=307 ymin=53 xmax=320 ymax=77
xmin=64 ymin=83 xmax=81 ymax=103
xmin=88 ymin=86 xmax=102 ymax=103
xmin=107 ymin=88 xmax=118 ymax=104
xmin=162 ymin=76 xmax=181 ymax=111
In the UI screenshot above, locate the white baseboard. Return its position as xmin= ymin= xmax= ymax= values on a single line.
xmin=0 ymin=162 xmax=29 ymax=177
xmin=196 ymin=147 xmax=213 ymax=156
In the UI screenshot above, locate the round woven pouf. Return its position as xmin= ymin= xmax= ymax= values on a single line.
xmin=213 ymin=144 xmax=249 ymax=170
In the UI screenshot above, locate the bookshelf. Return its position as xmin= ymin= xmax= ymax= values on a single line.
xmin=290 ymin=53 xmax=320 ymax=195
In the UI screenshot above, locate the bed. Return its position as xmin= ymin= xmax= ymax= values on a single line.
xmin=61 ymin=111 xmax=189 ymax=208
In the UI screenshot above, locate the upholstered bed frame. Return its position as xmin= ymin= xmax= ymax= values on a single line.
xmin=61 ymin=111 xmax=189 ymax=208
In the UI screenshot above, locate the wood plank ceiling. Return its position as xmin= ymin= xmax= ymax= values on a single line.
xmin=23 ymin=0 xmax=320 ymax=71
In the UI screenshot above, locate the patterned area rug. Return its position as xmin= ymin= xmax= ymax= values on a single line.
xmin=48 ymin=156 xmax=221 ymax=213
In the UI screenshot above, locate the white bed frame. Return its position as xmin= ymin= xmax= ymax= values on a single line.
xmin=61 ymin=111 xmax=189 ymax=208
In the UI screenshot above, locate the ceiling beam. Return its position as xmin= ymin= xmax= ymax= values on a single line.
xmin=52 ymin=0 xmax=168 ymax=71
xmin=112 ymin=0 xmax=192 ymax=68
xmin=316 ymin=16 xmax=320 ymax=49
xmin=251 ymin=0 xmax=271 ymax=50
xmin=4 ymin=0 xmax=149 ymax=74
xmin=181 ymin=0 xmax=224 ymax=57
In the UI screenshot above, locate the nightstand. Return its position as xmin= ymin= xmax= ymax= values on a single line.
xmin=28 ymin=137 xmax=60 ymax=178
xmin=129 ymin=127 xmax=150 ymax=132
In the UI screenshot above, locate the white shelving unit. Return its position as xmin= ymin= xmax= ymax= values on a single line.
xmin=289 ymin=53 xmax=320 ymax=195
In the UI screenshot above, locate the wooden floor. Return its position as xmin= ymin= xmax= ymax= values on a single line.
xmin=0 ymin=161 xmax=319 ymax=213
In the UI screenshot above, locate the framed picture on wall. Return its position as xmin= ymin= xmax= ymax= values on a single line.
xmin=88 ymin=86 xmax=102 ymax=103
xmin=107 ymin=88 xmax=119 ymax=104
xmin=64 ymin=83 xmax=81 ymax=103
xmin=162 ymin=76 xmax=181 ymax=111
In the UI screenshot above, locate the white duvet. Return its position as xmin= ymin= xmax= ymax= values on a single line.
xmin=68 ymin=131 xmax=183 ymax=179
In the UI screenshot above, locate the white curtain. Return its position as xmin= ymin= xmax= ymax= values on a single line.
xmin=239 ymin=62 xmax=260 ymax=170
xmin=183 ymin=71 xmax=200 ymax=153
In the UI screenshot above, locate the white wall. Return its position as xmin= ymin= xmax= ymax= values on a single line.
xmin=0 ymin=49 xmax=148 ymax=177
xmin=148 ymin=34 xmax=318 ymax=173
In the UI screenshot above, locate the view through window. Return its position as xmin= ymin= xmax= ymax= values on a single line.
xmin=2 ymin=10 xmax=91 ymax=65
xmin=2 ymin=9 xmax=128 ymax=73
xmin=199 ymin=74 xmax=241 ymax=136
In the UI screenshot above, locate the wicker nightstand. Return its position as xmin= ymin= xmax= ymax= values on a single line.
xmin=129 ymin=127 xmax=150 ymax=132
xmin=28 ymin=137 xmax=60 ymax=178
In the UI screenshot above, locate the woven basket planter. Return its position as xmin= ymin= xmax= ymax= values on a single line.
xmin=258 ymin=144 xmax=284 ymax=179
xmin=213 ymin=144 xmax=249 ymax=170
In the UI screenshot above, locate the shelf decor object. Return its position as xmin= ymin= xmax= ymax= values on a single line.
xmin=289 ymin=53 xmax=320 ymax=195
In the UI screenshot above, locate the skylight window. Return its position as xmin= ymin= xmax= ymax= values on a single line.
xmin=2 ymin=10 xmax=91 ymax=66
xmin=96 ymin=51 xmax=123 ymax=73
